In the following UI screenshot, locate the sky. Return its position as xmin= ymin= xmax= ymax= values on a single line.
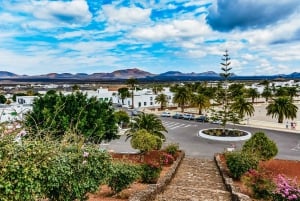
xmin=0 ymin=0 xmax=300 ymax=76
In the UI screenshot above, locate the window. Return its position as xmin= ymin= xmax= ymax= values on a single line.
xmin=150 ymin=102 xmax=153 ymax=105
xmin=144 ymin=102 xmax=147 ymax=106
xmin=150 ymin=97 xmax=153 ymax=101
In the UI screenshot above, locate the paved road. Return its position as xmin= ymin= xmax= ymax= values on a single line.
xmin=104 ymin=117 xmax=300 ymax=160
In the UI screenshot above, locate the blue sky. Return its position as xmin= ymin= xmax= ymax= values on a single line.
xmin=0 ymin=0 xmax=300 ymax=76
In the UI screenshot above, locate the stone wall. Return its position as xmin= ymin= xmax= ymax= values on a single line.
xmin=214 ymin=154 xmax=252 ymax=201
xmin=129 ymin=151 xmax=185 ymax=201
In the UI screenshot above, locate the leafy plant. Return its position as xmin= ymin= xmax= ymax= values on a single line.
xmin=114 ymin=110 xmax=130 ymax=128
xmin=107 ymin=162 xmax=141 ymax=194
xmin=242 ymin=132 xmax=278 ymax=161
xmin=140 ymin=163 xmax=162 ymax=184
xmin=273 ymin=174 xmax=300 ymax=201
xmin=130 ymin=129 xmax=162 ymax=152
xmin=164 ymin=143 xmax=179 ymax=156
xmin=24 ymin=92 xmax=119 ymax=143
xmin=160 ymin=153 xmax=175 ymax=165
xmin=225 ymin=151 xmax=259 ymax=180
xmin=242 ymin=169 xmax=275 ymax=199
xmin=0 ymin=134 xmax=112 ymax=201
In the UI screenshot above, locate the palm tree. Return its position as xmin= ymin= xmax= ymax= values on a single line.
xmin=155 ymin=93 xmax=168 ymax=110
xmin=118 ymin=87 xmax=130 ymax=104
xmin=191 ymin=93 xmax=210 ymax=115
xmin=230 ymin=96 xmax=254 ymax=120
xmin=152 ymin=84 xmax=163 ymax=95
xmin=172 ymin=86 xmax=191 ymax=112
xmin=261 ymin=87 xmax=272 ymax=102
xmin=247 ymin=88 xmax=260 ymax=103
xmin=126 ymin=112 xmax=167 ymax=140
xmin=266 ymin=96 xmax=298 ymax=123
xmin=286 ymin=86 xmax=298 ymax=101
xmin=126 ymin=78 xmax=138 ymax=109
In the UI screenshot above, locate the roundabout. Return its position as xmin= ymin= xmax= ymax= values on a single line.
xmin=198 ymin=128 xmax=252 ymax=141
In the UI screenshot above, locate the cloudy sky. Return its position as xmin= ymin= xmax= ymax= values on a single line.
xmin=1 ymin=0 xmax=300 ymax=76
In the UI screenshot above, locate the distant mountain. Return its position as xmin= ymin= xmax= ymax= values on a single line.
xmin=0 ymin=71 xmax=18 ymax=78
xmin=1 ymin=69 xmax=300 ymax=81
xmin=157 ymin=71 xmax=219 ymax=77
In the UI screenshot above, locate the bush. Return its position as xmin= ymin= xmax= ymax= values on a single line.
xmin=164 ymin=143 xmax=179 ymax=156
xmin=242 ymin=169 xmax=275 ymax=199
xmin=160 ymin=152 xmax=175 ymax=165
xmin=225 ymin=151 xmax=259 ymax=180
xmin=114 ymin=110 xmax=130 ymax=128
xmin=242 ymin=132 xmax=278 ymax=161
xmin=140 ymin=163 xmax=162 ymax=184
xmin=130 ymin=129 xmax=162 ymax=153
xmin=25 ymin=92 xmax=119 ymax=143
xmin=0 ymin=134 xmax=112 ymax=201
xmin=107 ymin=163 xmax=141 ymax=194
xmin=273 ymin=174 xmax=300 ymax=201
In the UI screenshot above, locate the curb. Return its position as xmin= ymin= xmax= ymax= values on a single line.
xmin=129 ymin=151 xmax=185 ymax=201
xmin=214 ymin=154 xmax=252 ymax=201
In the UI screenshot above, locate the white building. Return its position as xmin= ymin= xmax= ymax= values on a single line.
xmin=16 ymin=96 xmax=38 ymax=105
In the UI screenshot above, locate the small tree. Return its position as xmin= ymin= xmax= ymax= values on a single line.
xmin=0 ymin=94 xmax=7 ymax=104
xmin=242 ymin=132 xmax=278 ymax=161
xmin=25 ymin=92 xmax=119 ymax=143
xmin=130 ymin=129 xmax=162 ymax=152
xmin=211 ymin=50 xmax=239 ymax=130
xmin=118 ymin=87 xmax=130 ymax=105
xmin=155 ymin=93 xmax=168 ymax=110
xmin=114 ymin=110 xmax=130 ymax=128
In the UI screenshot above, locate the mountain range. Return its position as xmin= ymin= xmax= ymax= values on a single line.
xmin=1 ymin=68 xmax=300 ymax=81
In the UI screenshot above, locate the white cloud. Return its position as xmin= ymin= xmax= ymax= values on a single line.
xmin=101 ymin=5 xmax=151 ymax=24
xmin=131 ymin=19 xmax=211 ymax=41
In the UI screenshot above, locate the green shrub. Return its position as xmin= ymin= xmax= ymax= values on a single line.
xmin=107 ymin=163 xmax=141 ymax=194
xmin=225 ymin=151 xmax=259 ymax=180
xmin=164 ymin=143 xmax=179 ymax=156
xmin=242 ymin=132 xmax=278 ymax=161
xmin=114 ymin=110 xmax=130 ymax=128
xmin=0 ymin=134 xmax=112 ymax=201
xmin=242 ymin=169 xmax=275 ymax=199
xmin=140 ymin=164 xmax=162 ymax=184
xmin=130 ymin=129 xmax=161 ymax=153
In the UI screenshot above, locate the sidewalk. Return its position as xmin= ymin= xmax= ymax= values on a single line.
xmin=143 ymin=105 xmax=300 ymax=134
xmin=239 ymin=119 xmax=300 ymax=134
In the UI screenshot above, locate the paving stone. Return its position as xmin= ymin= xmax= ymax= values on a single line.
xmin=155 ymin=157 xmax=231 ymax=201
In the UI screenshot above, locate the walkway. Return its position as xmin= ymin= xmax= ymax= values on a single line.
xmin=155 ymin=157 xmax=231 ymax=201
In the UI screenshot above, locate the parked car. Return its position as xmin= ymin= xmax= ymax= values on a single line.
xmin=183 ymin=113 xmax=195 ymax=120
xmin=172 ymin=113 xmax=184 ymax=119
xmin=211 ymin=119 xmax=222 ymax=124
xmin=131 ymin=110 xmax=142 ymax=116
xmin=161 ymin=111 xmax=171 ymax=117
xmin=195 ymin=115 xmax=209 ymax=122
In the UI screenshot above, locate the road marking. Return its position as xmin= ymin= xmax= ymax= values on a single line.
xmin=291 ymin=141 xmax=300 ymax=151
xmin=169 ymin=123 xmax=187 ymax=130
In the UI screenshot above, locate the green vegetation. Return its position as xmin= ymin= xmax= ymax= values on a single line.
xmin=266 ymin=96 xmax=298 ymax=123
xmin=126 ymin=112 xmax=167 ymax=141
xmin=242 ymin=132 xmax=278 ymax=161
xmin=225 ymin=151 xmax=259 ymax=180
xmin=24 ymin=92 xmax=119 ymax=143
xmin=107 ymin=163 xmax=141 ymax=194
xmin=0 ymin=134 xmax=111 ymax=201
xmin=130 ymin=129 xmax=162 ymax=152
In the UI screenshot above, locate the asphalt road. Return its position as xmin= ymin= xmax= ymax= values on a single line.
xmin=104 ymin=117 xmax=300 ymax=160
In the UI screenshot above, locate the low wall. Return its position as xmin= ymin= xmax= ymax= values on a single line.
xmin=129 ymin=151 xmax=185 ymax=201
xmin=214 ymin=154 xmax=252 ymax=201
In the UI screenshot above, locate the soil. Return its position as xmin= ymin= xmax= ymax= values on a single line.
xmin=87 ymin=150 xmax=174 ymax=201
xmin=218 ymin=154 xmax=300 ymax=197
xmin=202 ymin=128 xmax=248 ymax=137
